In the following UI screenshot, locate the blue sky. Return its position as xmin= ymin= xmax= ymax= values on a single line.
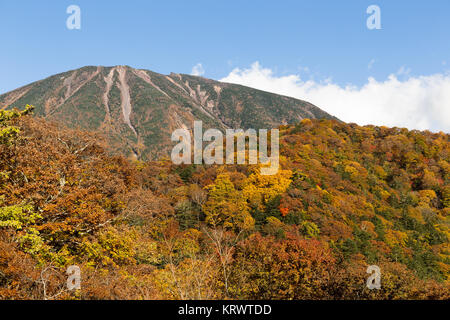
xmin=1 ymin=0 xmax=449 ymax=131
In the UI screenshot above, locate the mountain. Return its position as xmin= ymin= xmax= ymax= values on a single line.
xmin=0 ymin=66 xmax=336 ymax=159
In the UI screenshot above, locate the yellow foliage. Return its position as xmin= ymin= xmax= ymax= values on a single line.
xmin=407 ymin=207 xmax=425 ymax=224
xmin=203 ymin=173 xmax=254 ymax=230
xmin=242 ymin=169 xmax=292 ymax=207
xmin=418 ymin=190 xmax=437 ymax=207
xmin=385 ymin=230 xmax=408 ymax=248
xmin=82 ymin=227 xmax=137 ymax=267
xmin=442 ymin=186 xmax=450 ymax=208
xmin=374 ymin=165 xmax=388 ymax=180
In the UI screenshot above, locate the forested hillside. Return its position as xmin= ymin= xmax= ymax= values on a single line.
xmin=1 ymin=106 xmax=448 ymax=299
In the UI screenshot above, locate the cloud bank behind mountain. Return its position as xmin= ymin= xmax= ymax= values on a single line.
xmin=220 ymin=62 xmax=450 ymax=133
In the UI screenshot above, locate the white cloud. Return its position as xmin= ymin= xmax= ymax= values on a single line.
xmin=220 ymin=62 xmax=450 ymax=133
xmin=191 ymin=63 xmax=205 ymax=76
xmin=368 ymin=59 xmax=376 ymax=70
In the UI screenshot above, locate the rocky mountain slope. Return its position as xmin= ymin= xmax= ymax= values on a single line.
xmin=0 ymin=66 xmax=336 ymax=159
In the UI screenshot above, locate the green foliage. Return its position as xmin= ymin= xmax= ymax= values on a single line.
xmin=175 ymin=165 xmax=196 ymax=183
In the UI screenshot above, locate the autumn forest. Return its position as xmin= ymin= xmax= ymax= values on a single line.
xmin=0 ymin=106 xmax=449 ymax=300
